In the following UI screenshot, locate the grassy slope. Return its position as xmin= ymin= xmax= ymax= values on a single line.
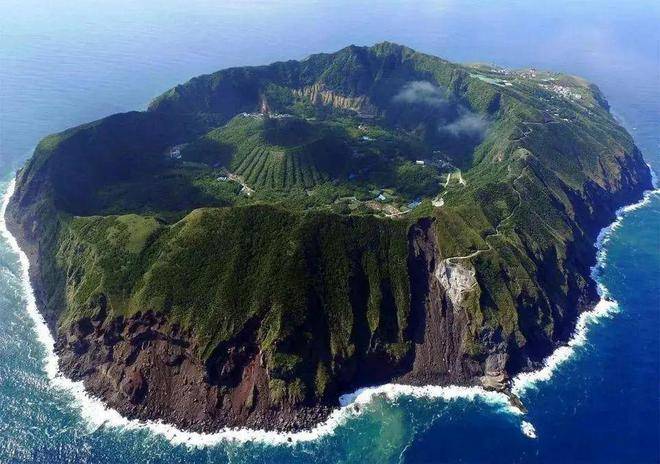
xmin=56 ymin=205 xmax=411 ymax=398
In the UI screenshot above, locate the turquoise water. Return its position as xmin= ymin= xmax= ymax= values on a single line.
xmin=1 ymin=1 xmax=659 ymax=462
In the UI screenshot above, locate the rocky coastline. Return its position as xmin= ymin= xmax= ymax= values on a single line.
xmin=5 ymin=170 xmax=650 ymax=433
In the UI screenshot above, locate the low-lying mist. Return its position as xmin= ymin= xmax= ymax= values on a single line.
xmin=391 ymin=81 xmax=490 ymax=168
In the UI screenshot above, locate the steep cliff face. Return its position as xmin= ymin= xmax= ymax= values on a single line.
xmin=6 ymin=42 xmax=654 ymax=432
xmin=49 ymin=216 xmax=498 ymax=432
xmin=56 ymin=308 xmax=333 ymax=431
xmin=293 ymin=83 xmax=379 ymax=116
xmin=401 ymin=219 xmax=484 ymax=386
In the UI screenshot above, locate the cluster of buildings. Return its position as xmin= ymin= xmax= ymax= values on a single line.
xmin=538 ymin=83 xmax=583 ymax=101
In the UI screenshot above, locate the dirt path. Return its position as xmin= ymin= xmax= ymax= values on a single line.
xmin=227 ymin=173 xmax=255 ymax=196
xmin=440 ymin=115 xmax=551 ymax=263
xmin=457 ymin=170 xmax=466 ymax=186
xmin=511 ymin=118 xmax=562 ymax=142
xmin=445 ymin=168 xmax=526 ymax=264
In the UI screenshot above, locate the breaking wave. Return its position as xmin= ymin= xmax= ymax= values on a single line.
xmin=1 ymin=177 xmax=658 ymax=447
xmin=512 ymin=184 xmax=660 ymax=395
xmin=521 ymin=421 xmax=537 ymax=439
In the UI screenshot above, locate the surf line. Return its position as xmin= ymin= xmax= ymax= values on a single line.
xmin=512 ymin=184 xmax=660 ymax=396
xmin=1 ymin=177 xmax=658 ymax=447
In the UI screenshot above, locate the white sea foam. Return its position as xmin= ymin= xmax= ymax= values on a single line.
xmin=520 ymin=421 xmax=537 ymax=439
xmin=649 ymin=163 xmax=659 ymax=189
xmin=512 ymin=185 xmax=660 ymax=396
xmin=2 ymin=177 xmax=658 ymax=447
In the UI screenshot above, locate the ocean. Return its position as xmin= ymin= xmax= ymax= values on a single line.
xmin=0 ymin=1 xmax=658 ymax=462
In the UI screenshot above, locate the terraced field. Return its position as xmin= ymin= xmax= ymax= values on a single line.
xmin=181 ymin=115 xmax=352 ymax=191
xmin=231 ymin=137 xmax=342 ymax=190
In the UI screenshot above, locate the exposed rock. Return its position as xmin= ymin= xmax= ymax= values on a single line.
xmin=293 ymin=83 xmax=378 ymax=116
xmin=434 ymin=259 xmax=477 ymax=309
xmin=484 ymin=352 xmax=508 ymax=375
xmin=55 ymin=310 xmax=334 ymax=432
xmin=398 ymin=218 xmax=482 ymax=386
xmin=480 ymin=373 xmax=508 ymax=391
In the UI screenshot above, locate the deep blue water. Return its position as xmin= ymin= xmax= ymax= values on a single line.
xmin=1 ymin=1 xmax=659 ymax=462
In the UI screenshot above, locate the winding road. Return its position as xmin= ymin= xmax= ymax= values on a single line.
xmin=445 ymin=167 xmax=526 ymax=265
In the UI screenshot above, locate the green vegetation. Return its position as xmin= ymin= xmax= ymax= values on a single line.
xmin=53 ymin=204 xmax=411 ymax=396
xmin=10 ymin=42 xmax=649 ymax=403
xmin=182 ymin=116 xmax=353 ymax=190
xmin=394 ymin=162 xmax=442 ymax=198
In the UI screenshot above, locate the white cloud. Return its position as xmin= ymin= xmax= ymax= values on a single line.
xmin=393 ymin=81 xmax=447 ymax=107
xmin=441 ymin=111 xmax=488 ymax=137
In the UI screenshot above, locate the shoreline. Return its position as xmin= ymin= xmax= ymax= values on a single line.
xmin=2 ymin=177 xmax=658 ymax=447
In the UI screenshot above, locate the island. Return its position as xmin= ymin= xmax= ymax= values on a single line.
xmin=6 ymin=42 xmax=652 ymax=432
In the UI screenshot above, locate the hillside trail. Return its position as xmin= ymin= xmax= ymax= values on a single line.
xmin=444 ymin=167 xmax=526 ymax=265
xmin=443 ymin=113 xmax=560 ymax=264
xmin=227 ymin=172 xmax=255 ymax=196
